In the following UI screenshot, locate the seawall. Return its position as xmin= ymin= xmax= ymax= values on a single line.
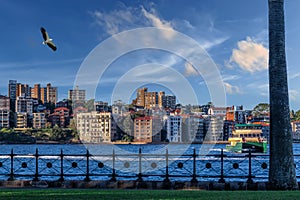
xmin=0 ymin=180 xmax=294 ymax=190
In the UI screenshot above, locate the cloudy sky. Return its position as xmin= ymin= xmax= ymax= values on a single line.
xmin=0 ymin=0 xmax=300 ymax=110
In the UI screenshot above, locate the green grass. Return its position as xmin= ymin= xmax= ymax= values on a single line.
xmin=0 ymin=189 xmax=300 ymax=200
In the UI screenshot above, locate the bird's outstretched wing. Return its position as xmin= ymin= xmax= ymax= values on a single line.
xmin=40 ymin=27 xmax=48 ymax=41
xmin=47 ymin=41 xmax=57 ymax=51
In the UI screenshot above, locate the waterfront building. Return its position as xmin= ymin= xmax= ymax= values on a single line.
xmin=134 ymin=116 xmax=162 ymax=143
xmin=33 ymin=112 xmax=46 ymax=129
xmin=166 ymin=115 xmax=182 ymax=142
xmin=204 ymin=115 xmax=224 ymax=141
xmin=184 ymin=115 xmax=205 ymax=143
xmin=76 ymin=111 xmax=116 ymax=143
xmin=48 ymin=107 xmax=70 ymax=128
xmin=15 ymin=112 xmax=28 ymax=128
xmin=0 ymin=95 xmax=10 ymax=128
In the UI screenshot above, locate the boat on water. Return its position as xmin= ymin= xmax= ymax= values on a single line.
xmin=226 ymin=124 xmax=267 ymax=153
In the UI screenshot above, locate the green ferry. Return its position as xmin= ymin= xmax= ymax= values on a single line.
xmin=226 ymin=124 xmax=267 ymax=153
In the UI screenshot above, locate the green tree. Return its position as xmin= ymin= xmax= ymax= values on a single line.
xmin=85 ymin=99 xmax=95 ymax=112
xmin=252 ymin=103 xmax=270 ymax=117
xmin=49 ymin=125 xmax=63 ymax=141
xmin=268 ymin=0 xmax=298 ymax=189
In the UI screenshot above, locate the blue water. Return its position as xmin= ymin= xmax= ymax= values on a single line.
xmin=0 ymin=143 xmax=300 ymax=182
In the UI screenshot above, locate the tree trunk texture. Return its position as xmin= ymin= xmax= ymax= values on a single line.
xmin=268 ymin=0 xmax=298 ymax=189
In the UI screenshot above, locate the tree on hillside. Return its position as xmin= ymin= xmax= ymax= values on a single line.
xmin=252 ymin=103 xmax=270 ymax=117
xmin=268 ymin=0 xmax=298 ymax=189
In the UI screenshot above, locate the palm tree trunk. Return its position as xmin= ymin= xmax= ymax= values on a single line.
xmin=268 ymin=0 xmax=298 ymax=189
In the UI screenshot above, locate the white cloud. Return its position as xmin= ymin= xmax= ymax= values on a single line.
xmin=229 ymin=37 xmax=269 ymax=73
xmin=224 ymin=82 xmax=241 ymax=94
xmin=184 ymin=62 xmax=198 ymax=77
xmin=91 ymin=8 xmax=140 ymax=35
xmin=90 ymin=5 xmax=177 ymax=39
xmin=222 ymin=74 xmax=240 ymax=82
xmin=290 ymin=72 xmax=300 ymax=80
xmin=289 ymin=90 xmax=299 ymax=102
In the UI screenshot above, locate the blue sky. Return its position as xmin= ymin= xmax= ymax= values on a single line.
xmin=0 ymin=0 xmax=300 ymax=110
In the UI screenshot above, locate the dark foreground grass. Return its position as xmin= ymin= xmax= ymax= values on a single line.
xmin=0 ymin=189 xmax=300 ymax=200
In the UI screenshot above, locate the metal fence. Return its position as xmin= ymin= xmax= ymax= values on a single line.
xmin=0 ymin=148 xmax=299 ymax=183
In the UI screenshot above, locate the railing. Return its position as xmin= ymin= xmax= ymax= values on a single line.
xmin=0 ymin=148 xmax=299 ymax=183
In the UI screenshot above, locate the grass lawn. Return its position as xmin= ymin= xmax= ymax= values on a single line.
xmin=0 ymin=189 xmax=300 ymax=200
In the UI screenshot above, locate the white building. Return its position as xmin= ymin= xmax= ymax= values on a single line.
xmin=166 ymin=115 xmax=182 ymax=142
xmin=185 ymin=116 xmax=205 ymax=143
xmin=0 ymin=95 xmax=10 ymax=128
xmin=208 ymin=107 xmax=227 ymax=117
xmin=204 ymin=115 xmax=224 ymax=141
xmin=76 ymin=111 xmax=116 ymax=143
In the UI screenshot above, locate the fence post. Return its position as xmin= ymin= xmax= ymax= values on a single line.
xmin=7 ymin=149 xmax=14 ymax=181
xmin=191 ymin=148 xmax=198 ymax=184
xmin=84 ymin=149 xmax=91 ymax=182
xmin=137 ymin=148 xmax=143 ymax=181
xmin=58 ymin=149 xmax=64 ymax=182
xmin=33 ymin=148 xmax=39 ymax=181
xmin=110 ymin=149 xmax=116 ymax=181
xmin=218 ymin=148 xmax=225 ymax=183
xmin=163 ymin=148 xmax=170 ymax=183
xmin=247 ymin=150 xmax=253 ymax=184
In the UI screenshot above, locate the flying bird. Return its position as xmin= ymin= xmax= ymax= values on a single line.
xmin=40 ymin=27 xmax=57 ymax=51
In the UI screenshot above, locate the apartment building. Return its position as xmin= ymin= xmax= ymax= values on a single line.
xmin=15 ymin=96 xmax=34 ymax=115
xmin=134 ymin=116 xmax=162 ymax=143
xmin=204 ymin=115 xmax=224 ymax=141
xmin=185 ymin=115 xmax=205 ymax=143
xmin=0 ymin=95 xmax=10 ymax=128
xmin=46 ymin=83 xmax=57 ymax=104
xmin=77 ymin=111 xmax=116 ymax=143
xmin=68 ymin=86 xmax=86 ymax=102
xmin=166 ymin=115 xmax=182 ymax=142
xmin=15 ymin=112 xmax=28 ymax=128
xmin=33 ymin=113 xmax=46 ymax=129
xmin=48 ymin=107 xmax=70 ymax=128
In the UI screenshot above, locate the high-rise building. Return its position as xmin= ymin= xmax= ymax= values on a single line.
xmin=162 ymin=95 xmax=176 ymax=110
xmin=166 ymin=115 xmax=182 ymax=142
xmin=15 ymin=96 xmax=34 ymax=115
xmin=133 ymin=87 xmax=159 ymax=109
xmin=17 ymin=83 xmax=31 ymax=98
xmin=0 ymin=95 xmax=10 ymax=128
xmin=31 ymin=84 xmax=41 ymax=100
xmin=68 ymin=86 xmax=86 ymax=102
xmin=40 ymin=87 xmax=47 ymax=103
xmin=8 ymin=80 xmax=17 ymax=112
xmin=134 ymin=87 xmax=147 ymax=107
xmin=145 ymin=91 xmax=158 ymax=109
xmin=46 ymin=83 xmax=57 ymax=104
